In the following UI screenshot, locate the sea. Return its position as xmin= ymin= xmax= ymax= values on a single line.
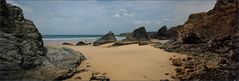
xmin=42 ymin=35 xmax=125 ymax=45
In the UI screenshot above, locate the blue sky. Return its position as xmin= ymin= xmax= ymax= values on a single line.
xmin=8 ymin=0 xmax=216 ymax=35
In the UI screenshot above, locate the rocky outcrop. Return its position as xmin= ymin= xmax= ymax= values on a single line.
xmin=147 ymin=32 xmax=158 ymax=39
xmin=93 ymin=31 xmax=117 ymax=46
xmin=113 ymin=27 xmax=152 ymax=46
xmin=178 ymin=0 xmax=238 ymax=43
xmin=0 ymin=0 xmax=86 ymax=80
xmin=155 ymin=0 xmax=239 ymax=80
xmin=0 ymin=0 xmax=46 ymax=70
xmin=120 ymin=32 xmax=158 ymax=39
xmin=121 ymin=27 xmax=151 ymax=41
xmin=132 ymin=27 xmax=151 ymax=41
xmin=157 ymin=26 xmax=168 ymax=39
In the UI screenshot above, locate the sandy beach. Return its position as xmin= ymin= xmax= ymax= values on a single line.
xmin=45 ymin=42 xmax=186 ymax=81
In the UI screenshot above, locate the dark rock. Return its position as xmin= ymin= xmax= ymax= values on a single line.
xmin=147 ymin=32 xmax=158 ymax=39
xmin=113 ymin=27 xmax=151 ymax=46
xmin=0 ymin=0 xmax=86 ymax=80
xmin=132 ymin=26 xmax=151 ymax=41
xmin=93 ymin=31 xmax=117 ymax=46
xmin=120 ymin=32 xmax=158 ymax=39
xmin=157 ymin=26 xmax=168 ymax=40
xmin=160 ymin=79 xmax=169 ymax=81
xmin=76 ymin=41 xmax=91 ymax=46
xmin=63 ymin=42 xmax=75 ymax=46
xmin=167 ymin=25 xmax=183 ymax=39
xmin=182 ymin=32 xmax=202 ymax=44
xmin=90 ymin=72 xmax=110 ymax=81
xmin=0 ymin=0 xmax=45 ymax=79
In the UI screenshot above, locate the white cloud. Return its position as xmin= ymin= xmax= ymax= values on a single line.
xmin=113 ymin=9 xmax=136 ymax=18
xmin=113 ymin=13 xmax=121 ymax=18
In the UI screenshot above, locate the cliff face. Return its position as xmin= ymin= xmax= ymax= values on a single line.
xmin=155 ymin=0 xmax=239 ymax=80
xmin=0 ymin=0 xmax=46 ymax=69
xmin=179 ymin=0 xmax=238 ymax=43
xmin=0 ymin=0 xmax=85 ymax=80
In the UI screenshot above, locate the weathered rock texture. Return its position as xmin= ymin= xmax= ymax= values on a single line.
xmin=0 ymin=0 xmax=86 ymax=80
xmin=155 ymin=0 xmax=239 ymax=80
xmin=93 ymin=31 xmax=117 ymax=46
xmin=178 ymin=0 xmax=238 ymax=43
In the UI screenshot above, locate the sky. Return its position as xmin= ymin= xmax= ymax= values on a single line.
xmin=7 ymin=0 xmax=216 ymax=35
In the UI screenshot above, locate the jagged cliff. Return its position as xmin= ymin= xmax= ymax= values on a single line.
xmin=178 ymin=0 xmax=238 ymax=44
xmin=0 ymin=0 xmax=86 ymax=80
xmin=0 ymin=0 xmax=46 ymax=69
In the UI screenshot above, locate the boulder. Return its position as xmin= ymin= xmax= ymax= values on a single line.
xmin=93 ymin=31 xmax=117 ymax=46
xmin=63 ymin=42 xmax=75 ymax=46
xmin=76 ymin=41 xmax=91 ymax=46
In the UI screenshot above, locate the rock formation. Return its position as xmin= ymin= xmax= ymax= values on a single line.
xmin=155 ymin=0 xmax=239 ymax=80
xmin=132 ymin=26 xmax=151 ymax=41
xmin=76 ymin=41 xmax=91 ymax=46
xmin=167 ymin=25 xmax=182 ymax=39
xmin=0 ymin=0 xmax=86 ymax=80
xmin=157 ymin=26 xmax=169 ymax=39
xmin=113 ymin=27 xmax=152 ymax=46
xmin=146 ymin=32 xmax=158 ymax=39
xmin=93 ymin=31 xmax=117 ymax=46
xmin=178 ymin=0 xmax=238 ymax=43
xmin=120 ymin=25 xmax=181 ymax=40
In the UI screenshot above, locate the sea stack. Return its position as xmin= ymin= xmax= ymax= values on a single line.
xmin=93 ymin=31 xmax=117 ymax=46
xmin=132 ymin=26 xmax=151 ymax=41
